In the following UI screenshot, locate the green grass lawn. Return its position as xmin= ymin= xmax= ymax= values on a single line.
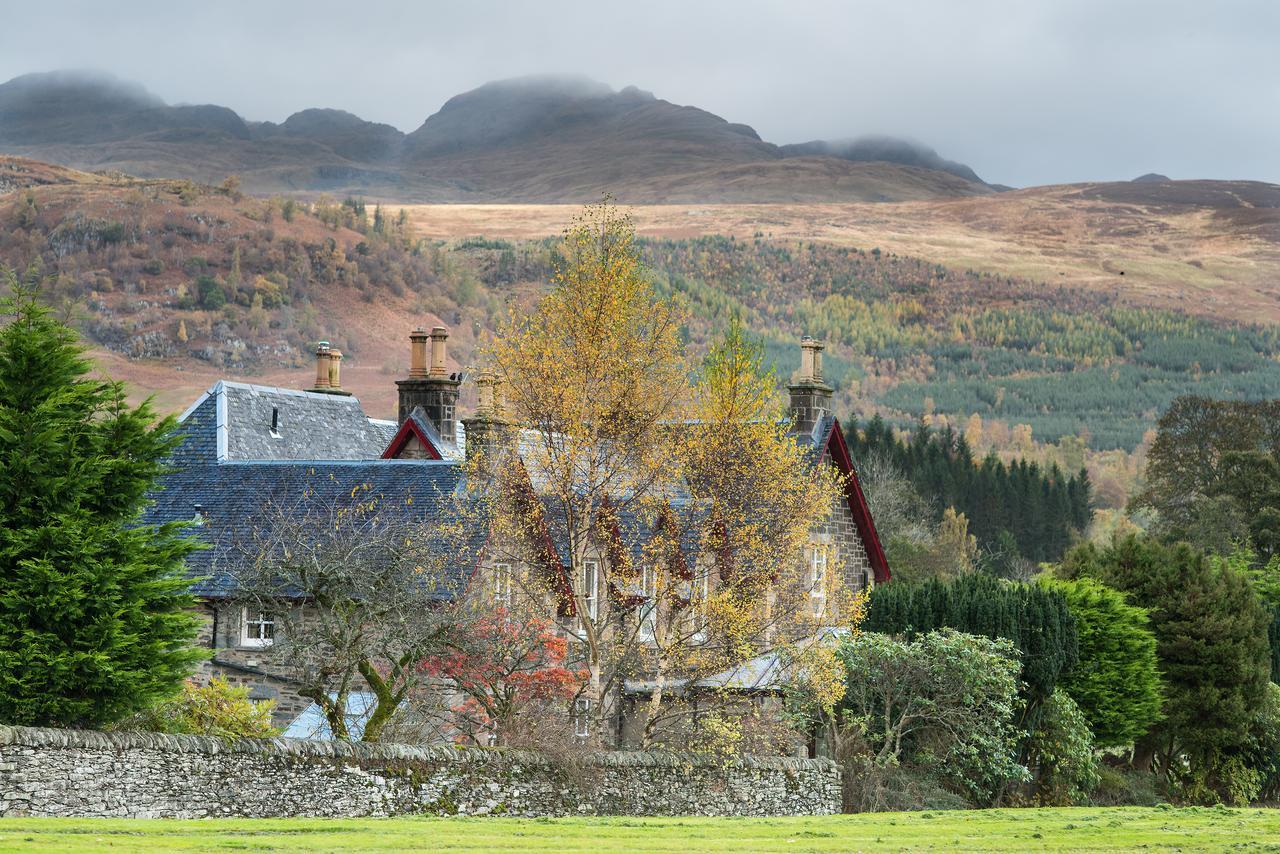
xmin=1 ymin=807 xmax=1278 ymax=852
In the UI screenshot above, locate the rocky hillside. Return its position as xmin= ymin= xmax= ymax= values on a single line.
xmin=0 ymin=71 xmax=990 ymax=203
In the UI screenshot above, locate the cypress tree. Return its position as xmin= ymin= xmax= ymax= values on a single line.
xmin=0 ymin=272 xmax=204 ymax=727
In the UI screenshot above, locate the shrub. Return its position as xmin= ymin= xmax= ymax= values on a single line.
xmin=843 ymin=757 xmax=974 ymax=813
xmin=195 ymin=275 xmax=226 ymax=310
xmin=127 ymin=678 xmax=279 ymax=739
xmin=836 ymin=629 xmax=1028 ymax=806
xmin=1027 ymin=688 xmax=1100 ymax=805
xmin=1090 ymin=765 xmax=1162 ymax=807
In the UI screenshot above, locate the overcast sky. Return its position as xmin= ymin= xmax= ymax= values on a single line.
xmin=1 ymin=0 xmax=1276 ymax=187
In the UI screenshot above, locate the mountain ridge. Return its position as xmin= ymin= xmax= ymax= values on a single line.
xmin=0 ymin=70 xmax=993 ymax=202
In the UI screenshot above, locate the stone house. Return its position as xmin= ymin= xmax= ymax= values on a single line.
xmin=145 ymin=326 xmax=890 ymax=738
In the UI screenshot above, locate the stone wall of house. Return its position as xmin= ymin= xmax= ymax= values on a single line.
xmin=0 ymin=725 xmax=841 ymax=819
xmin=192 ymin=602 xmax=313 ymax=724
xmin=817 ymin=491 xmax=873 ymax=595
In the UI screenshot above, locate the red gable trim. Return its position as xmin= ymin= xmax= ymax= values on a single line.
xmin=381 ymin=418 xmax=444 ymax=460
xmin=821 ymin=418 xmax=892 ymax=584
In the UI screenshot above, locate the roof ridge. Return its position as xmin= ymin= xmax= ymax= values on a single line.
xmin=219 ymin=379 xmax=364 ymax=403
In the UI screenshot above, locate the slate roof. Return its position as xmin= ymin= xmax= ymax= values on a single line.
xmin=381 ymin=406 xmax=453 ymax=460
xmin=171 ymin=381 xmax=396 ymax=467
xmin=282 ymin=692 xmax=378 ymax=741
xmin=149 ymin=380 xmax=888 ymax=601
xmin=625 ymin=628 xmax=851 ymax=695
xmin=794 ymin=413 xmax=838 ymax=463
xmin=149 ymin=381 xmax=485 ymax=599
xmin=145 ymin=459 xmax=477 ymax=597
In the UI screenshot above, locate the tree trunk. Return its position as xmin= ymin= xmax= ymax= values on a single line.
xmin=1131 ymin=734 xmax=1158 ymax=772
xmin=641 ymin=655 xmax=670 ymax=749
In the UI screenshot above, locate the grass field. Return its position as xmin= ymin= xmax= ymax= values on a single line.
xmin=1 ymin=807 xmax=1278 ymax=852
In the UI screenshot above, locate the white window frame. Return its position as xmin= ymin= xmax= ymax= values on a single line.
xmin=641 ymin=563 xmax=657 ymax=598
xmin=573 ymin=697 xmax=592 ymax=740
xmin=687 ymin=568 xmax=710 ymax=645
xmin=807 ymin=544 xmax=829 ymax=619
xmin=241 ymin=608 xmax=275 ymax=648
xmin=638 ymin=600 xmax=658 ymax=642
xmin=492 ymin=561 xmax=513 ymax=608
xmin=581 ymin=559 xmax=599 ymax=621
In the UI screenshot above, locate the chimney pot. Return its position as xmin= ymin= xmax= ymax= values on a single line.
xmin=313 ymin=342 xmax=332 ymax=389
xmin=799 ymin=336 xmax=825 ymax=383
xmin=408 ymin=327 xmax=430 ymax=379
xmin=476 ymin=371 xmax=496 ymax=415
xmin=327 ymin=348 xmax=343 ymax=390
xmin=429 ymin=326 xmax=448 ymax=377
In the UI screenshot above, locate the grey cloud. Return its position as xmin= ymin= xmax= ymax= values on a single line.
xmin=0 ymin=0 xmax=1275 ymax=186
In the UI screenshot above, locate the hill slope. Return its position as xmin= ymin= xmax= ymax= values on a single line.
xmin=0 ymin=71 xmax=989 ymax=203
xmin=3 ymin=159 xmax=1279 ymax=469
xmin=398 ymin=178 xmax=1280 ymax=326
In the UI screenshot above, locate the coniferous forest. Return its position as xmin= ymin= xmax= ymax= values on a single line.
xmin=848 ymin=415 xmax=1092 ymax=564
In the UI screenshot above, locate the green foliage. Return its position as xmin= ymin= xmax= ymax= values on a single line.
xmin=0 ymin=269 xmax=203 ymax=728
xmin=1246 ymin=683 xmax=1280 ymax=803
xmin=837 ymin=629 xmax=1028 ymax=806
xmin=884 ymin=313 xmax=1280 ymax=450
xmin=1039 ymin=577 xmax=1162 ymax=748
xmin=194 ymin=274 xmax=226 ymax=310
xmin=1209 ymin=546 xmax=1280 ymax=684
xmin=1026 ymin=689 xmax=1100 ymax=805
xmin=1088 ymin=765 xmax=1162 ymax=807
xmin=864 ymin=573 xmax=1079 ymax=734
xmin=849 ymin=416 xmax=1090 ymax=563
xmin=127 ymin=677 xmax=280 ymax=739
xmin=1059 ymin=535 xmax=1271 ymax=802
xmin=1132 ymin=396 xmax=1280 ymax=556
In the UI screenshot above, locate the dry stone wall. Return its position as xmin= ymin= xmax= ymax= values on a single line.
xmin=0 ymin=725 xmax=840 ymax=819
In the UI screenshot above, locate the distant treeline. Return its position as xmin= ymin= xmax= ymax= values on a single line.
xmin=850 ymin=415 xmax=1092 ymax=564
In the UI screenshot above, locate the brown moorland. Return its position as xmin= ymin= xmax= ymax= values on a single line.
xmin=399 ymin=179 xmax=1280 ymax=325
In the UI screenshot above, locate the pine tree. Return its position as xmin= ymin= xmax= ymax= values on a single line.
xmin=0 ymin=270 xmax=204 ymax=728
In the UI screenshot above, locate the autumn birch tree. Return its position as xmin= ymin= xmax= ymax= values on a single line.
xmin=474 ymin=201 xmax=850 ymax=750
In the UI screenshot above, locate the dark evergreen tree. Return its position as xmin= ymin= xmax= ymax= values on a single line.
xmin=1058 ymin=535 xmax=1271 ymax=801
xmin=0 ymin=270 xmax=203 ymax=728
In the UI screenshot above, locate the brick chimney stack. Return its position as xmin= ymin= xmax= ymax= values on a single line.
xmin=396 ymin=325 xmax=461 ymax=443
xmin=462 ymin=370 xmax=512 ymax=466
xmin=789 ymin=336 xmax=833 ymax=436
